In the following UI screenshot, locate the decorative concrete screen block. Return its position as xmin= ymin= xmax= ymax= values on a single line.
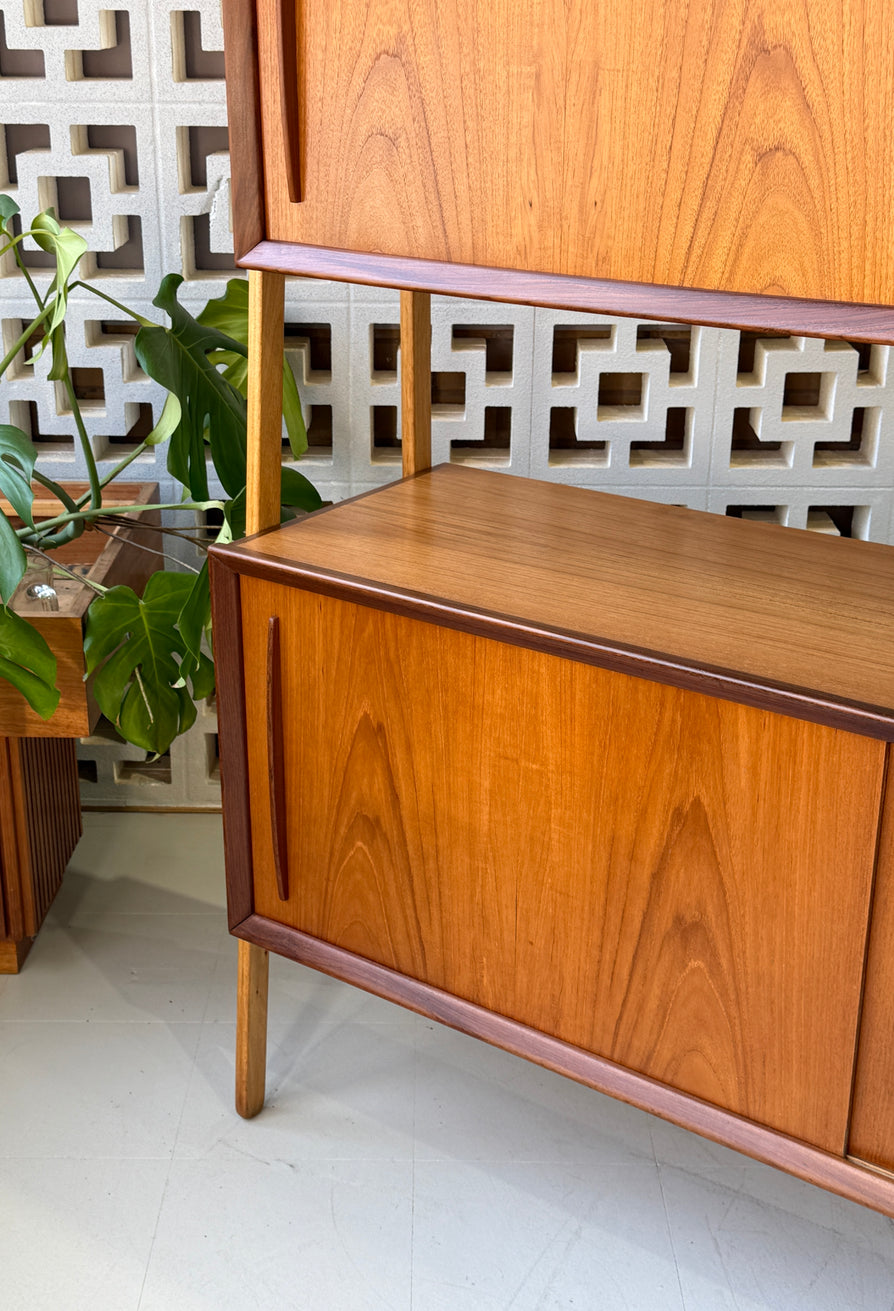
xmin=2 ymin=0 xmax=894 ymax=805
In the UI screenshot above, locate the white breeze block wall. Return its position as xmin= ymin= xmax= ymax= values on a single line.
xmin=1 ymin=0 xmax=893 ymax=807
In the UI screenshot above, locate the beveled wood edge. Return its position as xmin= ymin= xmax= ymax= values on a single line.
xmin=844 ymin=744 xmax=886 ymax=1153
xmin=209 ymin=545 xmax=894 ymax=741
xmin=231 ymin=911 xmax=894 ymax=1218
xmin=221 ymin=0 xmax=266 ymax=256
xmin=847 ymin=743 xmax=894 ymax=1163
xmin=208 ymin=555 xmax=254 ymax=930
xmin=240 ymin=241 xmax=894 ymax=343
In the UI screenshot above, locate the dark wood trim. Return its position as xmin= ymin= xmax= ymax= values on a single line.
xmin=209 ymin=556 xmax=255 ymax=929
xmin=265 ymin=616 xmax=289 ymax=900
xmin=276 ymin=0 xmax=302 ymax=202
xmin=221 ymin=0 xmax=266 ymax=257
xmin=238 ymin=241 xmax=894 ymax=343
xmin=210 ymin=546 xmax=894 ymax=741
xmin=233 ymin=911 xmax=894 ymax=1219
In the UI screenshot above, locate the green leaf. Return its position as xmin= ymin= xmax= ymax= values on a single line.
xmin=199 ymin=278 xmax=308 ymax=457
xmin=0 ymin=425 xmax=37 ymax=528
xmin=0 ymin=511 xmax=27 ymax=603
xmin=0 ymin=605 xmax=59 ymax=719
xmin=0 ymin=195 xmax=20 ymax=228
xmin=84 ymin=571 xmax=198 ymax=755
xmin=29 ymin=213 xmax=87 ymax=353
xmin=135 ymin=274 xmax=248 ymax=501
xmin=176 ymin=560 xmax=210 ymax=680
xmin=189 ymin=650 xmax=215 ymax=700
xmin=144 ymin=392 xmax=182 ymax=447
xmin=281 ymin=465 xmax=324 ymax=512
xmin=222 ymin=490 xmax=245 ymax=543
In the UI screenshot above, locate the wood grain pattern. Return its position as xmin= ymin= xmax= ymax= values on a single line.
xmin=219 ymin=465 xmax=894 ymax=736
xmin=400 ymin=290 xmax=431 ymax=476
xmin=245 ymin=270 xmax=285 ymax=537
xmin=233 ymin=909 xmax=894 ymax=1219
xmin=236 ymin=937 xmax=269 ymax=1117
xmin=254 ymin=0 xmax=894 ymax=308
xmin=849 ymin=756 xmax=894 ymax=1169
xmin=239 ymin=240 xmax=894 ymax=345
xmin=208 ymin=557 xmax=254 ymax=930
xmin=221 ymin=0 xmax=266 ymax=255
xmin=239 ymin=580 xmax=884 ymax=1151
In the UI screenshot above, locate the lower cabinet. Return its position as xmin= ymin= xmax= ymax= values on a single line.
xmin=210 ymin=465 xmax=894 ymax=1211
xmin=240 ymin=583 xmax=883 ymax=1155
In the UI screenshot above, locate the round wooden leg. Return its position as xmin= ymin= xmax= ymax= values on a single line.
xmin=236 ymin=939 xmax=269 ymax=1118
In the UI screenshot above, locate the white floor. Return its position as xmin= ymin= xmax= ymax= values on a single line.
xmin=1 ymin=815 xmax=894 ymax=1310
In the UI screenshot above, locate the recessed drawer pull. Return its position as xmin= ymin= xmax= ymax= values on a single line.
xmin=266 ymin=615 xmax=289 ymax=900
xmin=278 ymin=0 xmax=302 ymax=202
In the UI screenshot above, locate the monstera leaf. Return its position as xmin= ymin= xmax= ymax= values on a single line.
xmin=0 ymin=424 xmax=37 ymax=528
xmin=84 ymin=571 xmax=211 ymax=756
xmin=0 ymin=606 xmax=59 ymax=719
xmin=134 ymin=274 xmax=248 ymax=501
xmin=198 ymin=278 xmax=308 ymax=458
xmin=29 ymin=211 xmax=87 ymax=354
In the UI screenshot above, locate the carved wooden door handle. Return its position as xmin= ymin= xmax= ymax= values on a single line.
xmin=278 ymin=0 xmax=302 ymax=202
xmin=267 ymin=615 xmax=289 ymax=900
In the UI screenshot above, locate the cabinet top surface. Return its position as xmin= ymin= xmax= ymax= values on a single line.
xmin=216 ymin=466 xmax=894 ymax=730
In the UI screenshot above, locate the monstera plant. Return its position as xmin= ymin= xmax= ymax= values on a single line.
xmin=0 ymin=196 xmax=320 ymax=755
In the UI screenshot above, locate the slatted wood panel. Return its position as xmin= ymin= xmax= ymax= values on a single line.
xmin=256 ymin=0 xmax=894 ymax=307
xmin=17 ymin=738 xmax=82 ymax=934
xmin=0 ymin=736 xmax=81 ymax=972
xmin=237 ymin=580 xmax=883 ymax=1151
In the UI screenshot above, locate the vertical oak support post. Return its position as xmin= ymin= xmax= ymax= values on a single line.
xmin=236 ymin=269 xmax=285 ymax=1118
xmin=400 ymin=290 xmax=432 ymax=476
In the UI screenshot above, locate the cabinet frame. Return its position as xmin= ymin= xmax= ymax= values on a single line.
xmin=216 ymin=1 xmax=894 ymax=1214
xmin=211 ymin=542 xmax=894 ymax=1214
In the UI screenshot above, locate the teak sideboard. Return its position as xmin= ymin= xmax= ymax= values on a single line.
xmin=213 ymin=0 xmax=894 ymax=1215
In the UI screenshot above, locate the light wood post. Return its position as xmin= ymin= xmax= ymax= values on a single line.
xmin=236 ymin=268 xmax=285 ymax=1118
xmin=400 ymin=290 xmax=432 ymax=476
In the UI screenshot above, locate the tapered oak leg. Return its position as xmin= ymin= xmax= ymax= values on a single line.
xmin=234 ymin=269 xmax=285 ymax=1115
xmin=236 ymin=940 xmax=269 ymax=1118
xmin=400 ymin=290 xmax=432 ymax=477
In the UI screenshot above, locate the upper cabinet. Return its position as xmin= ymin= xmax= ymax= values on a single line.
xmin=230 ymin=0 xmax=894 ymax=308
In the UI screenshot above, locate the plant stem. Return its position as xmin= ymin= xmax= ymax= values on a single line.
xmin=30 ymin=470 xmax=79 ymax=514
xmin=94 ymin=442 xmax=152 ymax=492
xmin=95 ymin=516 xmax=215 ymax=547
xmin=90 ymin=521 xmax=202 ymax=572
xmin=59 ymin=335 xmax=102 ymax=510
xmin=68 ymin=281 xmax=156 ymax=328
xmin=10 ymin=229 xmax=46 ymax=308
xmin=0 ymin=301 xmax=53 ymax=379
xmin=15 ymin=500 xmax=224 ymax=539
